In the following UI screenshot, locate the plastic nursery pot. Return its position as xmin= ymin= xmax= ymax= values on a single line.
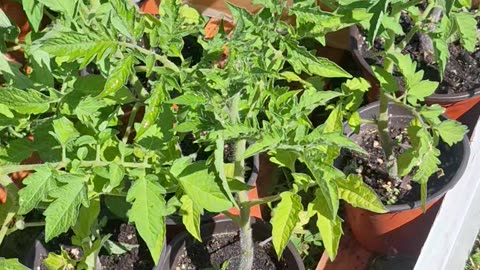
xmin=24 ymin=233 xmax=103 ymax=270
xmin=165 ymin=153 xmax=261 ymax=242
xmin=158 ymin=217 xmax=305 ymax=270
xmin=341 ymin=102 xmax=470 ymax=256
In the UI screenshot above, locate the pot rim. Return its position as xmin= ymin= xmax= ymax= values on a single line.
xmin=158 ymin=217 xmax=305 ymax=270
xmin=343 ymin=101 xmax=470 ymax=213
xmin=349 ymin=26 xmax=480 ymax=104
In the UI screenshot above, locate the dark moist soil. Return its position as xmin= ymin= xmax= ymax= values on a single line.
xmin=0 ymin=227 xmax=42 ymax=260
xmin=175 ymin=232 xmax=288 ymax=270
xmin=342 ymin=127 xmax=457 ymax=205
xmin=360 ymin=10 xmax=480 ymax=95
xmin=99 ymin=221 xmax=154 ymax=270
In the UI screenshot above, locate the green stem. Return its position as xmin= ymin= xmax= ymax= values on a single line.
xmin=228 ymin=94 xmax=253 ymax=270
xmin=0 ymin=161 xmax=152 ymax=175
xmin=378 ymin=92 xmax=398 ymax=178
xmin=23 ymin=221 xmax=46 ymax=228
xmin=398 ymin=25 xmax=420 ymax=51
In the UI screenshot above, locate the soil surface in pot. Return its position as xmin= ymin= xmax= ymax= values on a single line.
xmin=342 ymin=126 xmax=457 ymax=205
xmin=175 ymin=231 xmax=287 ymax=270
xmin=99 ymin=221 xmax=154 ymax=270
xmin=359 ymin=12 xmax=480 ymax=95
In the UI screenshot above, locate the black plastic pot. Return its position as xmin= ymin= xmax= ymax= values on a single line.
xmin=340 ymin=102 xmax=470 ymax=255
xmin=24 ymin=232 xmax=103 ymax=270
xmin=157 ymin=218 xmax=304 ymax=270
xmin=165 ymin=153 xmax=260 ymax=241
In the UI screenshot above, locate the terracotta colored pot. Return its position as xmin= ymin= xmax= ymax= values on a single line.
xmin=340 ymin=102 xmax=470 ymax=256
xmin=0 ymin=0 xmax=31 ymax=40
xmin=138 ymin=0 xmax=160 ymax=14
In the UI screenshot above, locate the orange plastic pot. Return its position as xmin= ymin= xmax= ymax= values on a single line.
xmin=138 ymin=0 xmax=160 ymax=14
xmin=345 ymin=199 xmax=442 ymax=256
xmin=426 ymin=93 xmax=480 ymax=120
xmin=341 ymin=102 xmax=470 ymax=256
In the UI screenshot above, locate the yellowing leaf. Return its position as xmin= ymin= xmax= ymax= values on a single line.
xmin=180 ymin=195 xmax=201 ymax=242
xmin=336 ymin=175 xmax=387 ymax=213
xmin=316 ymin=213 xmax=342 ymax=260
xmin=271 ymin=192 xmax=302 ymax=258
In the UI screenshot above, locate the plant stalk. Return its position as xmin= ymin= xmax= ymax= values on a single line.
xmin=235 ymin=139 xmax=254 ymax=270
xmin=378 ymin=92 xmax=398 ymax=179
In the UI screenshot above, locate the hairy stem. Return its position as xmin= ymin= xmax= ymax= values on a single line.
xmin=378 ymin=92 xmax=398 ymax=178
xmin=236 ymin=140 xmax=254 ymax=270
xmin=228 ymin=93 xmax=253 ymax=270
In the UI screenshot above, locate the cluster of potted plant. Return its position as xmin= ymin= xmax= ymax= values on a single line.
xmin=0 ymin=0 xmax=473 ymax=269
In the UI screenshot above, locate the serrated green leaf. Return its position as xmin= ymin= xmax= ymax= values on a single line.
xmin=22 ymin=0 xmax=44 ymax=32
xmin=127 ymin=175 xmax=166 ymax=265
xmin=18 ymin=166 xmax=56 ymax=215
xmin=436 ymin=120 xmax=467 ymax=146
xmin=397 ymin=149 xmax=417 ymax=177
xmin=437 ymin=0 xmax=455 ymax=15
xmin=336 ymin=175 xmax=387 ymax=213
xmin=244 ymin=134 xmax=281 ymax=158
xmin=291 ymin=173 xmax=314 ymax=192
xmin=348 ymin=111 xmax=362 ymax=133
xmin=367 ymin=0 xmax=390 ymax=46
xmin=372 ymin=66 xmax=399 ymax=94
xmin=381 ymin=16 xmax=403 ymax=35
xmin=0 ymin=258 xmax=29 ymax=270
xmin=453 ymin=12 xmax=477 ymax=52
xmin=40 ymin=32 xmax=118 ymax=66
xmin=434 ymin=38 xmax=449 ymax=79
xmin=74 ymin=96 xmax=108 ymax=124
xmin=177 ymin=161 xmax=232 ymax=212
xmin=52 ymin=117 xmax=80 ymax=146
xmin=37 ymin=0 xmax=78 ymax=17
xmin=271 ymin=192 xmax=302 ymax=258
xmin=285 ymin=40 xmax=351 ymax=78
xmin=180 ymin=195 xmax=201 ymax=242
xmin=44 ymin=174 xmax=89 ymax=241
xmin=269 ymin=149 xmax=297 ymax=172
xmin=316 ymin=133 xmax=368 ymax=155
xmin=0 ymin=87 xmax=50 ymax=114
xmin=108 ymin=163 xmax=124 ymax=191
xmin=29 ymin=50 xmax=54 ymax=87
xmin=407 ymin=80 xmax=439 ymax=104
xmin=99 ymin=54 xmax=135 ymax=97
xmin=166 ymin=93 xmax=205 ymax=106
xmin=316 ymin=213 xmax=342 ymax=260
